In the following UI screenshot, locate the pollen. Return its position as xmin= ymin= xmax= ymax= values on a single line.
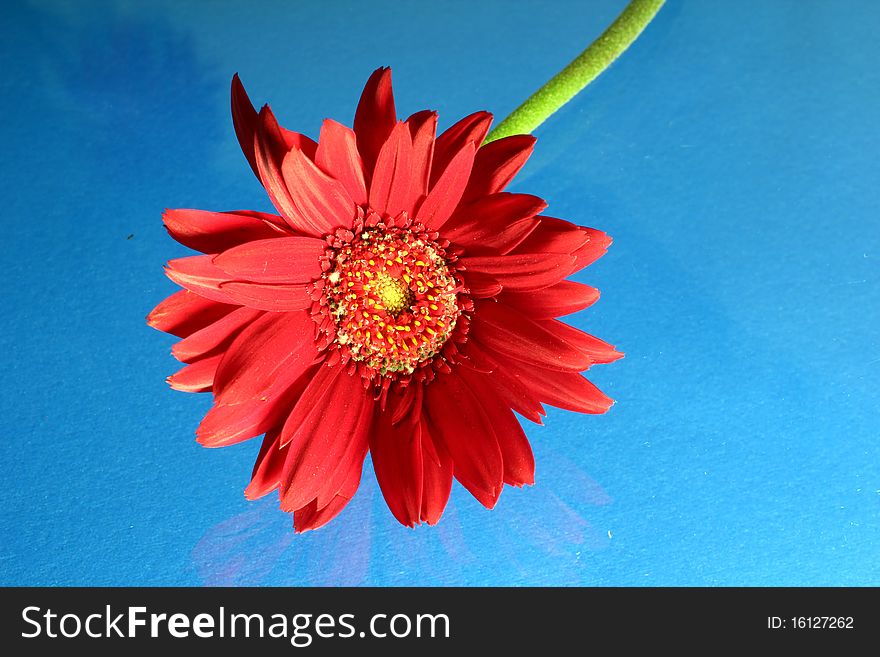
xmin=324 ymin=227 xmax=460 ymax=377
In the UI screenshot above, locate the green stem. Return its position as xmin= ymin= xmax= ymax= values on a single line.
xmin=485 ymin=0 xmax=665 ymax=143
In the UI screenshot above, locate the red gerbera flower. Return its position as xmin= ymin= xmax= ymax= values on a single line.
xmin=148 ymin=68 xmax=622 ymax=532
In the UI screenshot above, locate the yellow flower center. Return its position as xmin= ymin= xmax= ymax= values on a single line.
xmin=371 ymin=273 xmax=415 ymax=317
xmin=324 ymin=228 xmax=460 ymax=377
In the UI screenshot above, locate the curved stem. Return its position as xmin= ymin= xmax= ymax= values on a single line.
xmin=485 ymin=0 xmax=665 ymax=143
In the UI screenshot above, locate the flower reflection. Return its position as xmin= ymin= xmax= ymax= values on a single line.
xmin=192 ymin=444 xmax=612 ymax=586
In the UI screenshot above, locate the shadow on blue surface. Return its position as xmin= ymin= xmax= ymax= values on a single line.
xmin=0 ymin=0 xmax=228 ymax=586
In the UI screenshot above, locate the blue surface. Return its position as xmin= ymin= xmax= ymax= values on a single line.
xmin=1 ymin=0 xmax=878 ymax=586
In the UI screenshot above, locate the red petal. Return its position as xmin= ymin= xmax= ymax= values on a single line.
xmin=442 ymin=192 xmax=543 ymax=254
xmin=513 ymin=216 xmax=589 ymax=257
xmin=245 ymin=428 xmax=286 ymax=500
xmin=147 ymin=290 xmax=238 ymax=338
xmin=463 ymin=134 xmax=536 ymax=203
xmin=282 ymin=146 xmax=357 ymax=234
xmin=315 ymin=119 xmax=368 ymax=206
xmin=572 ymin=227 xmax=613 ymax=270
xmin=212 ymin=236 xmax=324 ymax=284
xmin=293 ymin=449 xmax=364 ymax=533
xmin=459 ymin=252 xmax=575 ymax=291
xmin=301 ymin=376 xmax=373 ymax=512
xmin=406 ymin=110 xmax=438 ymax=198
xmin=416 ymin=141 xmax=475 ymax=230
xmin=277 ymin=363 xmax=338 ymax=448
xmin=197 ymin=312 xmax=321 ymax=446
xmin=278 ymin=128 xmax=318 ymax=159
xmin=163 ymin=209 xmax=290 ymax=254
xmin=231 ymin=73 xmax=261 ymax=180
xmin=232 ymin=75 xmax=317 ymax=179
xmin=312 ymin=417 xmax=370 ymax=510
xmin=472 ymin=300 xmax=591 ymax=371
xmin=459 ymin=341 xmax=545 ymax=423
xmin=293 ymin=498 xmax=345 ymax=533
xmin=539 ymin=319 xmax=623 ymax=364
xmin=172 ymin=306 xmax=263 ymax=363
xmin=498 ymin=280 xmax=600 ymax=319
xmin=468 ymin=219 xmax=538 ymax=255
xmin=369 ymin=121 xmax=413 ymax=219
xmin=196 ymin=367 xmax=314 ymax=448
xmin=353 ymin=67 xmax=396 ymax=178
xmin=371 ymin=391 xmax=424 ymax=527
xmin=418 ymin=422 xmax=453 ymax=524
xmin=218 ymin=281 xmax=311 ymax=312
xmin=390 ymin=381 xmax=419 ymax=424
xmin=461 ymin=271 xmax=502 ymax=298
xmin=167 ymin=354 xmax=223 ymax=393
xmin=253 ymin=109 xmax=305 ymax=231
xmin=165 ymin=255 xmax=237 ymax=304
xmin=489 ymin=370 xmax=546 ymax=424
xmin=430 ymin=111 xmax=492 ymax=188
xmin=503 ymin=358 xmax=614 ymax=414
xmin=280 ymin=368 xmax=373 ymax=511
xmin=457 ymin=339 xmax=497 ymax=374
xmin=287 ymin=378 xmax=372 ymax=523
xmin=423 ymin=372 xmax=503 ymax=509
xmin=447 ymin=192 xmax=546 ymax=230
xmin=458 ymin=366 xmax=534 ymax=486
xmin=210 ymin=312 xmax=304 ymax=389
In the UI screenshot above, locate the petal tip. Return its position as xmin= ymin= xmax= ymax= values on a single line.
xmin=243 ymin=483 xmax=274 ymax=501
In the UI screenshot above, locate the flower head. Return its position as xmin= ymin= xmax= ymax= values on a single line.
xmin=148 ymin=68 xmax=622 ymax=532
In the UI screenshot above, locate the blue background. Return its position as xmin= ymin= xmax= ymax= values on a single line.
xmin=1 ymin=0 xmax=878 ymax=586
